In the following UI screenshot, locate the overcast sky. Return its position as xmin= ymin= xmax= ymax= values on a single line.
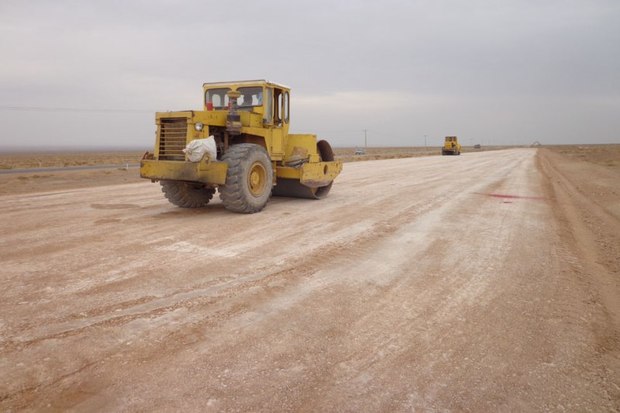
xmin=0 ymin=0 xmax=618 ymax=149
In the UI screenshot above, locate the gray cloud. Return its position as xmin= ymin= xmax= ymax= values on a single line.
xmin=0 ymin=0 xmax=618 ymax=149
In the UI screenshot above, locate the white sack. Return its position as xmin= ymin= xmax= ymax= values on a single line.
xmin=183 ymin=136 xmax=217 ymax=162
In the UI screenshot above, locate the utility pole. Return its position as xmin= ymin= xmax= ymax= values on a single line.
xmin=424 ymin=135 xmax=427 ymax=148
xmin=364 ymin=129 xmax=367 ymax=148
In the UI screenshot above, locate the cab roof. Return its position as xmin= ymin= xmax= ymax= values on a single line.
xmin=202 ymin=79 xmax=290 ymax=90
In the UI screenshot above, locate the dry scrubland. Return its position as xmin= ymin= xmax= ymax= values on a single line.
xmin=0 ymin=145 xmax=618 ymax=411
xmin=544 ymin=144 xmax=620 ymax=168
xmin=0 ymin=151 xmax=144 ymax=170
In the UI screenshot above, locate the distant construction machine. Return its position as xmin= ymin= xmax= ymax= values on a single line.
xmin=441 ymin=136 xmax=462 ymax=156
xmin=140 ymin=80 xmax=342 ymax=213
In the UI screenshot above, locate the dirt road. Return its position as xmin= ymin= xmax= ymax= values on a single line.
xmin=1 ymin=149 xmax=618 ymax=411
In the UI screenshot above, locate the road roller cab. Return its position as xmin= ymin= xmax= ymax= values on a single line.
xmin=140 ymin=80 xmax=342 ymax=213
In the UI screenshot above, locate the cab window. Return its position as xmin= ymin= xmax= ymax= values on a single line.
xmin=205 ymin=88 xmax=230 ymax=108
xmin=271 ymin=88 xmax=289 ymax=126
xmin=283 ymin=91 xmax=289 ymax=123
xmin=263 ymin=88 xmax=273 ymax=123
xmin=238 ymin=87 xmax=263 ymax=108
xmin=274 ymin=89 xmax=282 ymax=124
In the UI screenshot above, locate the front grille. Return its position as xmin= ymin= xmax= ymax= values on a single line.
xmin=158 ymin=118 xmax=187 ymax=160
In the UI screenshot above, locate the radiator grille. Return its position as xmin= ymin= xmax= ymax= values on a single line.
xmin=158 ymin=118 xmax=187 ymax=160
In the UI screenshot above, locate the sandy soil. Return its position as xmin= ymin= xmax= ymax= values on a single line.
xmin=0 ymin=148 xmax=618 ymax=411
xmin=0 ymin=151 xmax=145 ymax=170
xmin=0 ymin=168 xmax=143 ymax=196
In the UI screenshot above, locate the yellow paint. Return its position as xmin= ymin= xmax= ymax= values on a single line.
xmin=140 ymin=159 xmax=227 ymax=185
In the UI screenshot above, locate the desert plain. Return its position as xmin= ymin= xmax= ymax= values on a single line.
xmin=0 ymin=145 xmax=618 ymax=411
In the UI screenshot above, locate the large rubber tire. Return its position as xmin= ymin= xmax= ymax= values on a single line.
xmin=220 ymin=143 xmax=273 ymax=213
xmin=160 ymin=180 xmax=215 ymax=208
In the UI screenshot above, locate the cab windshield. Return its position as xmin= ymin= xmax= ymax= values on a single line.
xmin=238 ymin=87 xmax=263 ymax=108
xmin=205 ymin=88 xmax=230 ymax=109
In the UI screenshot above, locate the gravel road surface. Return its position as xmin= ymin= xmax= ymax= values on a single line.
xmin=1 ymin=148 xmax=618 ymax=411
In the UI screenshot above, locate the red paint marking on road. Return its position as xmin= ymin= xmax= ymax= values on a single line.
xmin=474 ymin=192 xmax=545 ymax=201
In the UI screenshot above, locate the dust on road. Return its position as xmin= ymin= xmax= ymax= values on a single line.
xmin=0 ymin=149 xmax=618 ymax=411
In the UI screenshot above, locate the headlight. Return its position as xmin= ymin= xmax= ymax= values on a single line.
xmin=194 ymin=122 xmax=204 ymax=131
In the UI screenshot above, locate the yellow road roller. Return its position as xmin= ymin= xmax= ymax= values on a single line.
xmin=140 ymin=80 xmax=342 ymax=213
xmin=441 ymin=136 xmax=462 ymax=156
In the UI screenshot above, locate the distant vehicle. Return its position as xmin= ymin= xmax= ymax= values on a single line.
xmin=474 ymin=144 xmax=481 ymax=149
xmin=354 ymin=147 xmax=366 ymax=155
xmin=441 ymin=136 xmax=461 ymax=156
